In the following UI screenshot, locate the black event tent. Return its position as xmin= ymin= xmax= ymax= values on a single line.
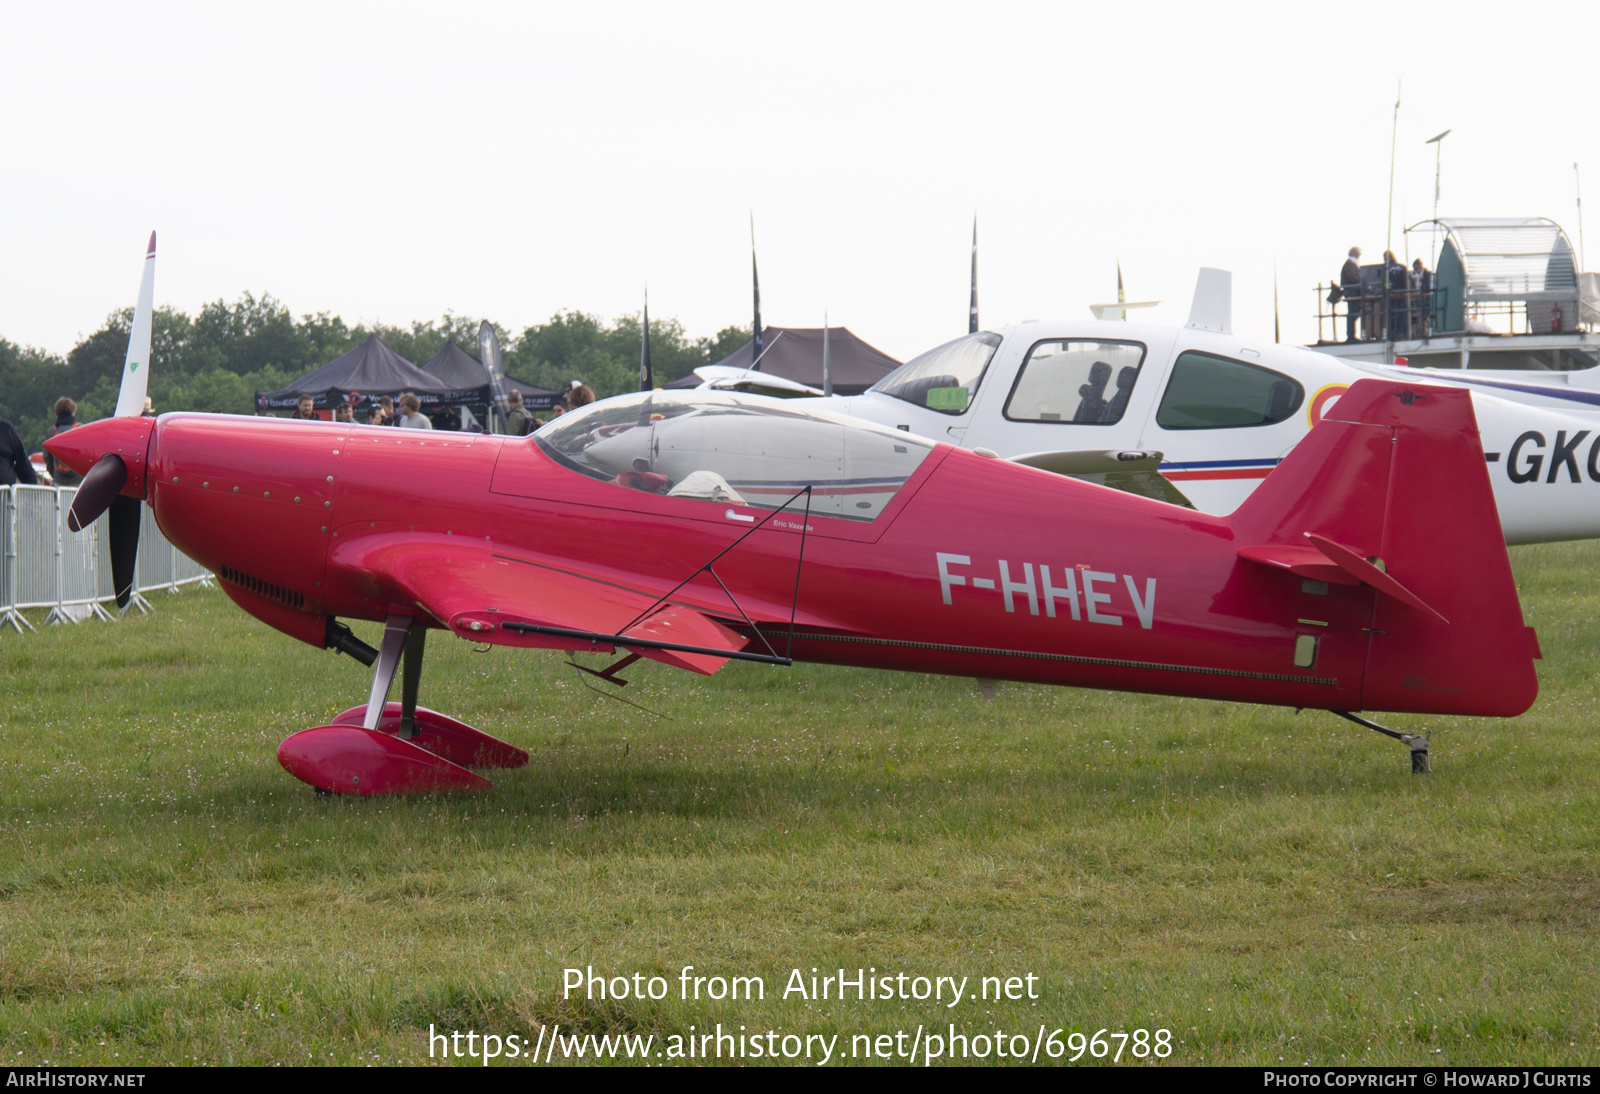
xmin=255 ymin=335 xmax=478 ymax=412
xmin=419 ymin=339 xmax=560 ymax=413
xmin=665 ymin=325 xmax=900 ymax=396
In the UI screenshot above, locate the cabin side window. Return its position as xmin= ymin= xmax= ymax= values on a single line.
xmin=1002 ymin=340 xmax=1148 ymax=424
xmin=869 ymin=332 xmax=1002 ymax=415
xmin=1155 ymin=351 xmax=1305 ymax=430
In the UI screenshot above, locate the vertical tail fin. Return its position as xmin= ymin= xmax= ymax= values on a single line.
xmin=639 ymin=288 xmax=653 ymax=392
xmin=1231 ymin=379 xmax=1537 ymax=717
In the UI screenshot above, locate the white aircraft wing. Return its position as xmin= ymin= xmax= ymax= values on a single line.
xmin=692 ymin=366 xmax=824 ymax=398
xmin=1008 ymin=449 xmax=1195 ymax=509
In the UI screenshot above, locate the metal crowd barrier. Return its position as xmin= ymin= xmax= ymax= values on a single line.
xmin=51 ymin=485 xmax=114 ymax=624
xmin=0 ymin=488 xmax=15 ymax=632
xmin=1 ymin=484 xmax=213 ymax=632
xmin=11 ymin=486 xmax=58 ymax=627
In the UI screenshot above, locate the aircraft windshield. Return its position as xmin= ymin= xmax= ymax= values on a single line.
xmin=870 ymin=332 xmax=1002 ymax=414
xmin=534 ymin=390 xmax=936 ymax=521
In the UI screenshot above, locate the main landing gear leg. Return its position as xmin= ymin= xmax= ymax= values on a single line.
xmin=1333 ymin=711 xmax=1431 ymax=774
xmin=399 ymin=625 xmax=425 ymax=740
xmin=276 ymin=615 xmax=527 ymax=795
xmin=362 ymin=614 xmax=410 ymax=731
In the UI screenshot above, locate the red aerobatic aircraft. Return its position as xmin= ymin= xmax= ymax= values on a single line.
xmin=47 ymin=244 xmax=1540 ymax=795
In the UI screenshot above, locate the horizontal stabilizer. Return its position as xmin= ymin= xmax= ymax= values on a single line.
xmin=1237 ymin=535 xmax=1447 ymax=621
xmin=1235 ymin=543 xmax=1359 ymax=585
xmin=1088 ymin=300 xmax=1160 ymax=319
xmin=1010 ymin=449 xmax=1194 ymax=508
xmin=1303 ymin=533 xmax=1448 ymax=624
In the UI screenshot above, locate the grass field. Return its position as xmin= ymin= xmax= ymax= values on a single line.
xmin=1 ymin=541 xmax=1598 ymax=1067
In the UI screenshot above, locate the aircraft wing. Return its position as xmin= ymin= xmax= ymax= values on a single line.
xmin=333 ymin=537 xmax=750 ymax=675
xmin=1087 ymin=300 xmax=1161 ymax=319
xmin=1008 ymin=449 xmax=1196 ymax=509
xmin=692 ymin=365 xmax=824 ymax=398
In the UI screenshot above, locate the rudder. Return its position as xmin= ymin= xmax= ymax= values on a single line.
xmin=1230 ymin=379 xmax=1537 ymax=717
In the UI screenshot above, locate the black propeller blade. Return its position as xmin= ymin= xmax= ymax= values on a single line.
xmin=67 ymin=454 xmax=128 ymax=533
xmin=108 ymin=495 xmax=141 ymax=610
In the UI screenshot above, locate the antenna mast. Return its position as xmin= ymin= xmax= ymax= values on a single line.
xmin=1425 ymin=129 xmax=1451 ymax=267
xmin=1386 ymin=79 xmax=1402 ymax=256
xmin=1578 ymin=163 xmax=1587 ymax=273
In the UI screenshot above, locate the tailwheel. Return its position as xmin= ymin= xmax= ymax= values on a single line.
xmin=1333 ymin=711 xmax=1431 ymax=774
xmin=279 ymin=613 xmax=525 ymax=795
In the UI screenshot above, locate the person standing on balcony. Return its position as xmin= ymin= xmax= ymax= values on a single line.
xmin=1341 ymin=247 xmax=1363 ymax=341
xmin=1385 ymin=251 xmax=1408 ymax=339
xmin=1411 ymin=259 xmax=1433 ymax=339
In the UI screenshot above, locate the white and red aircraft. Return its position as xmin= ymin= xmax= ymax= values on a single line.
xmin=786 ymin=270 xmax=1600 ymax=546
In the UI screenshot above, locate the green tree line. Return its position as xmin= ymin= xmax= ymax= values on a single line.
xmin=0 ymin=293 xmax=750 ymax=450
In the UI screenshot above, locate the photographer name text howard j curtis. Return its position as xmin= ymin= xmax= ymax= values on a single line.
xmin=1264 ymin=1075 xmax=1590 ymax=1088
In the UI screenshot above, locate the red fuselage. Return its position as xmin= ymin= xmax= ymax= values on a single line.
xmin=123 ymin=386 xmax=1534 ymax=719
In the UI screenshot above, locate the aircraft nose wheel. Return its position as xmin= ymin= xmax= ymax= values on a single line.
xmin=1333 ymin=711 xmax=1431 ymax=774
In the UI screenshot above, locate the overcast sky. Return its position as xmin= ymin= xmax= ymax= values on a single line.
xmin=4 ymin=1 xmax=1597 ymax=363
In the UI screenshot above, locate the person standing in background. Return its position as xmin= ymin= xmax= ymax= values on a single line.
xmin=505 ymin=390 xmax=530 ymax=436
xmin=0 ymin=415 xmax=38 ymax=486
xmin=41 ymin=397 xmax=80 ymax=485
xmin=565 ymin=381 xmax=595 ymax=411
xmin=396 ymin=393 xmax=432 ymax=429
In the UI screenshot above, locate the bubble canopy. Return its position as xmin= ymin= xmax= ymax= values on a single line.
xmin=533 ymin=390 xmax=937 ymax=521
